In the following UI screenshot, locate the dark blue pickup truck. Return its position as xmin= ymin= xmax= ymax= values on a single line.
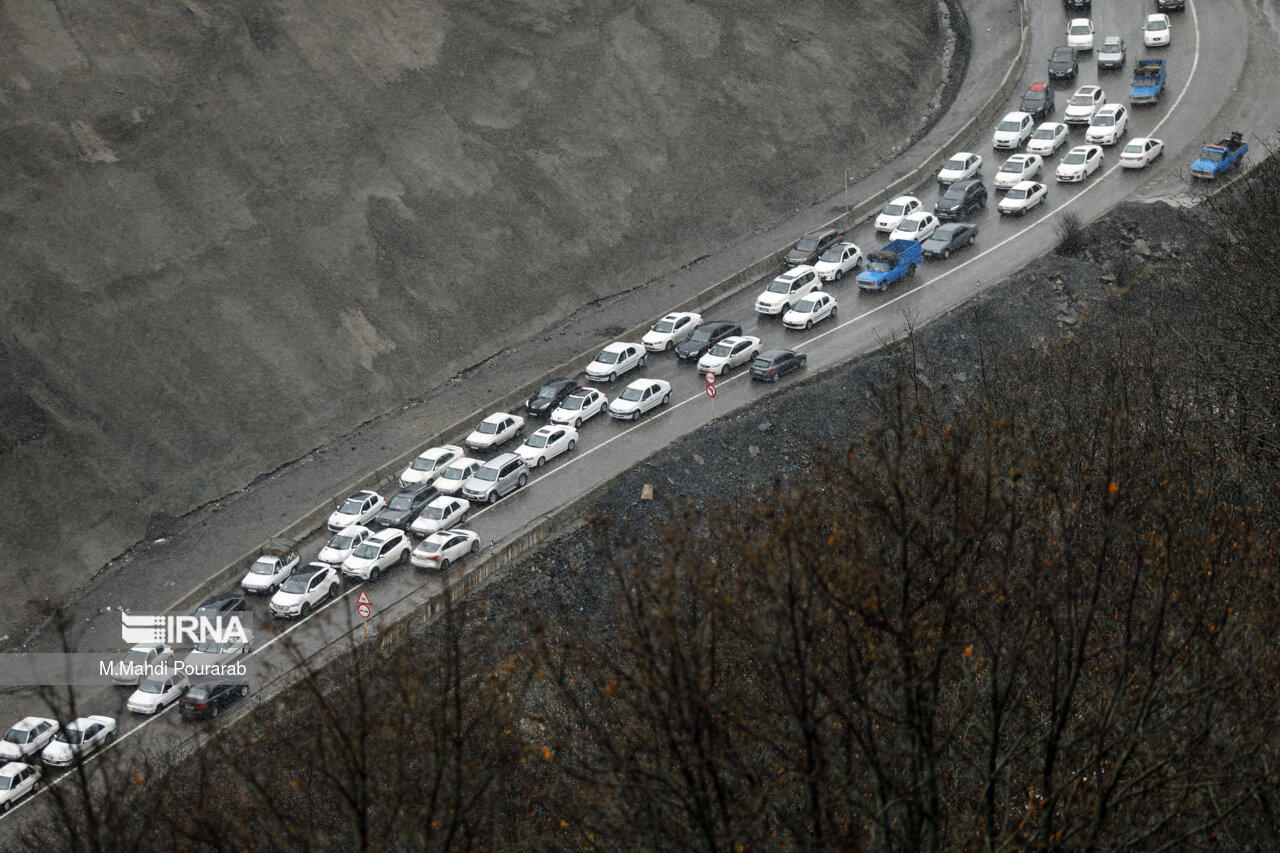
xmin=1191 ymin=132 xmax=1248 ymax=179
xmin=1129 ymin=59 xmax=1166 ymax=105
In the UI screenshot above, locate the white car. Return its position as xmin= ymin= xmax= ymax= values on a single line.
xmin=515 ymin=425 xmax=579 ymax=468
xmin=326 ymin=490 xmax=386 ymax=533
xmin=41 ymin=716 xmax=116 ymax=767
xmin=1085 ymin=104 xmax=1128 ymax=146
xmin=270 ymin=563 xmax=340 ymax=619
xmin=0 ymin=762 xmax=40 ymax=812
xmin=874 ymin=196 xmax=922 ymax=232
xmin=1026 ymin=122 xmax=1069 ymax=156
xmin=397 ymin=444 xmax=464 ymax=487
xmin=127 ymin=673 xmax=189 ymax=715
xmin=997 ymin=181 xmax=1049 ymax=216
xmin=1055 ymin=145 xmax=1104 ymax=182
xmin=550 ymin=388 xmax=609 ymax=427
xmin=1063 ymin=85 xmax=1106 ymax=126
xmin=410 ymin=495 xmax=471 ymax=537
xmin=697 ymin=335 xmax=762 ymax=376
xmin=411 ymin=529 xmax=481 ymax=571
xmin=755 ymin=265 xmax=820 ymax=316
xmin=316 ymin=525 xmax=372 ymax=566
xmin=1066 ymin=18 xmax=1095 ymax=52
xmin=0 ymin=718 xmax=59 ymax=761
xmin=812 ymin=241 xmax=863 ymax=282
xmin=1119 ymin=137 xmax=1164 ymax=169
xmin=342 ymin=528 xmax=411 ymax=582
xmin=888 ymin=212 xmax=939 ymax=243
xmin=992 ymin=112 xmax=1034 ymax=149
xmin=240 ymin=544 xmax=301 ymax=595
xmin=937 ymin=152 xmax=982 ymax=187
xmin=783 ymin=292 xmax=838 ymax=331
xmin=641 ymin=312 xmax=702 ymax=352
xmin=585 ymin=342 xmax=645 ymax=383
xmin=433 ymin=457 xmax=482 ymax=495
xmin=182 ymin=634 xmax=252 ymax=674
xmin=464 ymin=412 xmax=525 ymax=450
xmin=109 ymin=643 xmax=175 ymax=686
xmin=993 ymin=154 xmax=1044 ymax=190
xmin=1143 ymin=13 xmax=1171 ymax=47
xmin=608 ymin=379 xmax=672 ymax=421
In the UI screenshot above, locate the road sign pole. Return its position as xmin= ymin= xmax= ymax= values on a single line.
xmin=357 ymin=590 xmax=372 ymax=639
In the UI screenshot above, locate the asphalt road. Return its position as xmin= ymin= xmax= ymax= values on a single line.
xmin=1 ymin=0 xmax=1275 ymax=837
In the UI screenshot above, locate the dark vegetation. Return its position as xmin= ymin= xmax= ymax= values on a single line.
xmin=25 ymin=156 xmax=1280 ymax=850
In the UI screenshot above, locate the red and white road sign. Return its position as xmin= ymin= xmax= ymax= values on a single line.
xmin=704 ymin=371 xmax=716 ymax=385
xmin=706 ymin=384 xmax=717 ymax=398
xmin=357 ymin=589 xmax=371 ymax=619
xmin=357 ymin=603 xmax=370 ymax=619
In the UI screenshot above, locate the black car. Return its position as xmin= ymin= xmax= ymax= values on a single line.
xmin=374 ymin=482 xmax=437 ymax=530
xmin=921 ymin=223 xmax=979 ymax=260
xmin=1063 ymin=0 xmax=1089 ymax=10
xmin=933 ymin=179 xmax=987 ymax=221
xmin=178 ymin=681 xmax=249 ymax=720
xmin=674 ymin=321 xmax=742 ymax=362
xmin=750 ymin=348 xmax=807 ymax=382
xmin=1019 ymin=82 xmax=1055 ymax=121
xmin=1048 ymin=46 xmax=1078 ymax=80
xmin=784 ymin=228 xmax=842 ymax=267
xmin=524 ymin=378 xmax=581 ymax=418
xmin=195 ymin=591 xmax=246 ymax=615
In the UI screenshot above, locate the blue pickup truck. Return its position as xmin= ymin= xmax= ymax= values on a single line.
xmin=1129 ymin=59 xmax=1166 ymax=105
xmin=856 ymin=240 xmax=923 ymax=292
xmin=1191 ymin=132 xmax=1248 ymax=179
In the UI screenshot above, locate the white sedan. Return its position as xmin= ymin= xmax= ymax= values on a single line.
xmin=0 ymin=762 xmax=40 ymax=812
xmin=874 ymin=196 xmax=922 ymax=232
xmin=317 ymin=525 xmax=372 ymax=567
xmin=1143 ymin=13 xmax=1171 ymax=47
xmin=608 ymin=379 xmax=672 ymax=421
xmin=783 ymin=292 xmax=838 ymax=331
xmin=550 ymin=388 xmax=609 ymax=427
xmin=42 ymin=716 xmax=117 ymax=766
xmin=993 ymin=153 xmax=1044 ymax=190
xmin=127 ymin=674 xmax=189 ymax=715
xmin=813 ymin=242 xmax=863 ymax=282
xmin=1027 ymin=122 xmax=1069 ymax=157
xmin=1119 ymin=137 xmax=1164 ymax=169
xmin=0 ymin=718 xmax=59 ymax=761
xmin=1067 ymin=18 xmax=1094 ymax=52
xmin=888 ymin=212 xmax=939 ymax=243
xmin=997 ymin=181 xmax=1049 ymax=216
xmin=1056 ymin=145 xmax=1104 ymax=183
xmin=326 ymin=490 xmax=385 ymax=533
xmin=464 ymin=412 xmax=524 ymax=450
xmin=641 ymin=312 xmax=702 ymax=352
xmin=937 ymin=152 xmax=982 ymax=187
xmin=398 ymin=444 xmax=463 ymax=487
xmin=411 ymin=529 xmax=481 ymax=571
xmin=433 ymin=457 xmax=482 ymax=495
xmin=585 ymin=342 xmax=645 ymax=383
xmin=515 ymin=425 xmax=579 ymax=468
xmin=410 ymin=495 xmax=471 ymax=538
xmin=697 ymin=335 xmax=762 ymax=376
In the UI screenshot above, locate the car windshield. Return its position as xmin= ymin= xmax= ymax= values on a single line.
xmin=138 ymin=680 xmax=164 ymax=694
xmin=1006 ymin=188 xmax=1029 ymax=200
xmin=1070 ymin=93 xmax=1095 ymax=106
xmin=708 ymin=342 xmax=734 ymax=358
xmin=868 ymin=258 xmax=892 ymax=272
xmin=594 ymin=350 xmax=620 ymax=365
xmin=535 ymin=385 xmax=558 ymax=399
xmin=652 ymin=318 xmax=676 ymax=333
xmin=1000 ymin=160 xmax=1025 ymax=172
xmin=898 ymin=219 xmax=920 ymax=232
xmin=1102 ymin=39 xmax=1121 ymax=50
xmin=934 ymin=226 xmax=960 ymax=240
xmin=1201 ymin=149 xmax=1225 ymax=163
xmin=1123 ymin=143 xmax=1143 ymax=155
xmin=1094 ymin=114 xmax=1114 ymax=126
xmin=941 ymin=184 xmax=968 ymax=200
xmin=338 ymin=498 xmax=363 ymax=514
xmin=0 ymin=776 xmax=13 ymax=790
xmin=943 ymin=158 xmax=967 ymax=171
xmin=997 ymin=120 xmax=1021 ymax=132
xmin=280 ymin=575 xmax=312 ymax=594
xmin=54 ymin=730 xmax=80 ymax=744
xmin=818 ymin=246 xmax=844 ymax=263
xmin=689 ymin=328 xmax=715 ymax=341
xmin=752 ymin=357 xmax=772 ymax=369
xmin=473 ymin=467 xmax=499 ymax=482
xmin=527 ymin=433 xmax=551 ymax=448
xmin=439 ymin=465 xmax=467 ymax=481
xmin=194 ymin=642 xmax=226 ymax=654
xmin=620 ymin=387 xmax=645 ymax=402
xmin=3 ymin=730 xmax=27 ymax=745
xmin=477 ymin=420 xmax=499 ymax=434
xmin=1147 ymin=19 xmax=1166 ymax=30
xmin=423 ymin=504 xmax=447 ymax=519
xmin=883 ymin=203 xmax=906 ymax=216
xmin=410 ymin=455 xmax=438 ymax=471
xmin=327 ymin=532 xmax=355 ymax=550
xmin=250 ymin=558 xmax=277 ymax=575
xmin=793 ymin=237 xmax=818 ymax=252
xmin=766 ymin=279 xmax=794 ymax=295
xmin=1023 ymin=92 xmax=1045 ymax=104
xmin=185 ymin=686 xmax=211 ymax=702
xmin=388 ymin=495 xmax=414 ymax=511
xmin=560 ymin=395 xmax=585 ymax=410
xmin=1052 ymin=48 xmax=1073 ymax=62
xmin=1064 ymin=150 xmax=1087 ymax=165
xmin=1032 ymin=127 xmax=1057 ymax=139
xmin=794 ymin=298 xmax=818 ymax=312
xmin=1070 ymin=25 xmax=1090 ymax=36
xmin=352 ymin=541 xmax=380 ymax=558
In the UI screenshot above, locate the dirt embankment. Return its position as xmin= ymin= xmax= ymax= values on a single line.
xmin=0 ymin=0 xmax=947 ymax=614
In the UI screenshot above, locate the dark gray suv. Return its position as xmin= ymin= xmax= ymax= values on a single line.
xmin=374 ymin=482 xmax=438 ymax=530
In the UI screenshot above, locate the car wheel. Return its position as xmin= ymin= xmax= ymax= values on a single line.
xmin=238 ymin=685 xmax=249 ymax=698
xmin=2 ymin=801 xmax=10 ymax=814
xmin=567 ymin=439 xmax=576 ymax=451
xmin=488 ymin=490 xmax=498 ymax=504
xmin=664 ymin=340 xmax=673 ymax=351
xmin=639 ymin=355 xmax=647 ymax=367
xmin=942 ymin=248 xmax=951 ymax=259
xmin=470 ymin=540 xmax=480 ymax=553
xmin=662 ymin=393 xmax=670 ymax=405
xmin=570 ymin=416 xmax=581 ymax=428
xmin=437 ymin=557 xmax=451 ymax=572
xmin=831 ymin=305 xmax=837 ymax=318
xmin=835 ymin=268 xmax=844 ymax=281
xmin=608 ymin=372 xmax=616 ymax=383
xmin=300 ymin=602 xmax=312 ymax=618
xmin=211 ymin=704 xmax=219 ymax=719
xmin=370 ymin=567 xmax=381 ymax=582
xmin=907 ymin=264 xmax=917 ymax=278
xmin=804 ymin=319 xmax=812 ymax=330
xmin=517 ymin=473 xmax=528 ymax=488
xmin=106 ymin=730 xmax=116 ymax=744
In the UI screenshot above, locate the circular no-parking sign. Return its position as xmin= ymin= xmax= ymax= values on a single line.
xmin=704 ymin=371 xmax=716 ymax=385
xmin=706 ymin=384 xmax=717 ymax=398
xmin=357 ymin=602 xmax=371 ymax=619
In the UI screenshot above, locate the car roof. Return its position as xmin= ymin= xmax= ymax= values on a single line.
xmin=482 ymin=412 xmax=512 ymax=423
xmin=564 ymin=387 xmax=596 ymax=398
xmin=1101 ymin=36 xmax=1122 ymax=45
xmin=335 ymin=524 xmax=370 ymax=536
xmin=349 ymin=489 xmax=378 ymax=500
xmin=716 ymin=335 xmax=752 ymax=347
xmin=1002 ymin=111 xmax=1030 ymax=121
xmin=1027 ymin=82 xmax=1048 ymax=92
xmin=1074 ymin=84 xmax=1101 ymax=94
xmin=949 ymin=178 xmax=982 ymax=190
xmin=1051 ymin=45 xmax=1074 ymax=55
xmin=418 ymin=444 xmax=460 ymax=459
xmin=367 ymin=528 xmax=402 ymax=542
xmin=600 ymin=341 xmax=634 ymax=353
xmin=759 ymin=348 xmax=797 ymax=359
xmin=10 ymin=717 xmax=52 ymax=731
xmin=1036 ymin=121 xmax=1066 ymax=130
xmin=425 ymin=528 xmax=478 ymax=543
xmin=700 ymin=320 xmax=737 ymax=331
xmin=0 ymin=762 xmax=29 ymax=776
xmin=802 ymin=227 xmax=838 ymax=239
xmin=295 ymin=564 xmax=330 ymax=580
xmin=541 ymin=378 xmax=578 ymax=389
xmin=393 ymin=482 xmax=434 ymax=498
xmin=887 ymin=195 xmax=918 ymax=205
xmin=776 ymin=265 xmax=815 ymax=279
xmin=1009 ymin=180 xmax=1040 ymax=190
xmin=483 ymin=452 xmax=522 ymax=467
xmin=901 ymin=210 xmax=931 ymax=221
xmin=1095 ymin=103 xmax=1122 ymax=114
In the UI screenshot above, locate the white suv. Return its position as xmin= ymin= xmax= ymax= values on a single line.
xmin=1085 ymin=103 xmax=1128 ymax=146
xmin=342 ymin=528 xmax=412 ymax=582
xmin=755 ymin=266 xmax=820 ymax=316
xmin=270 ymin=563 xmax=340 ymax=619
